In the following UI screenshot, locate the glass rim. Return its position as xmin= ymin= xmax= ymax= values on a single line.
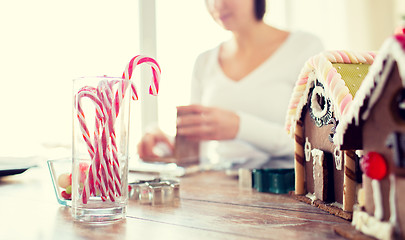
xmin=72 ymin=76 xmax=125 ymax=81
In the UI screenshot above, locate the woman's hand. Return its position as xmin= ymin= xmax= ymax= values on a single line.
xmin=176 ymin=104 xmax=240 ymax=141
xmin=137 ymin=128 xmax=174 ymax=160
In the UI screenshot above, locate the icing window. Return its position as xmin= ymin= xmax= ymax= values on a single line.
xmin=328 ymin=118 xmax=337 ymax=143
xmin=334 ymin=147 xmax=342 ymax=171
xmin=392 ymin=88 xmax=405 ymax=122
xmin=311 ymin=86 xmax=328 ymax=118
xmin=386 ymin=132 xmax=405 ymax=168
xmin=305 ymin=138 xmax=311 ymax=162
xmin=309 ymin=80 xmax=333 ymax=127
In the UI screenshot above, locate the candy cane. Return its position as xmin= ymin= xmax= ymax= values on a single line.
xmin=75 ymin=87 xmax=104 ymax=159
xmin=122 ymin=55 xmax=161 ymax=100
xmin=100 ymin=126 xmax=116 ymax=201
xmin=87 ymin=84 xmax=120 ymax=202
xmin=97 ymin=80 xmax=122 ymax=197
xmin=76 ymin=88 xmax=107 ymax=203
xmin=103 ymin=55 xmax=161 ymax=197
xmin=78 ymin=84 xmax=118 ymax=203
xmin=75 ymin=55 xmax=161 ymax=204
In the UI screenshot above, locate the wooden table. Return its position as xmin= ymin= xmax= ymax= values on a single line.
xmin=0 ymin=162 xmax=351 ymax=240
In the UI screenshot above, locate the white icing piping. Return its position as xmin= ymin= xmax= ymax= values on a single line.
xmin=334 ymin=38 xmax=405 ymax=146
xmin=396 ymin=45 xmax=405 ymax=87
xmin=312 ymin=149 xmax=324 ymax=187
xmin=355 ymin=150 xmax=364 ymax=158
xmin=311 ymin=149 xmax=324 ymax=166
xmin=304 ymin=137 xmax=311 ymax=161
xmin=306 ymin=192 xmax=318 ymax=203
xmin=372 ymin=179 xmax=384 ymax=221
xmin=334 ymin=147 xmax=342 ymax=170
xmin=329 ymin=202 xmax=343 ymax=209
xmin=352 ymin=210 xmax=394 ymax=240
xmin=389 ymin=174 xmax=399 ymax=233
xmin=361 ymin=58 xmax=394 ymax=120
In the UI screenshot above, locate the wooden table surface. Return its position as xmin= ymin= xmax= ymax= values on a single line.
xmin=0 ymin=162 xmax=351 ymax=240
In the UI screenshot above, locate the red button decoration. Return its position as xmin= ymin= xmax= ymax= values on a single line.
xmin=360 ymin=152 xmax=388 ymax=180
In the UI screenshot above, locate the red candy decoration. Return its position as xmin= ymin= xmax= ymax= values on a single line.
xmin=360 ymin=152 xmax=388 ymax=180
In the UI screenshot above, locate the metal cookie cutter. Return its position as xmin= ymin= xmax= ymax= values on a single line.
xmin=129 ymin=178 xmax=180 ymax=205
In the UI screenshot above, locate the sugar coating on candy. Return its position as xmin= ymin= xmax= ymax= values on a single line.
xmin=360 ymin=152 xmax=387 ymax=180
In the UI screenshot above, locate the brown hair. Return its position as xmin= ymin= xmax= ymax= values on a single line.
xmin=254 ymin=0 xmax=266 ymax=21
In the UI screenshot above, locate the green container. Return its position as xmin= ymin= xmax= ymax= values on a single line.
xmin=252 ymin=168 xmax=295 ymax=194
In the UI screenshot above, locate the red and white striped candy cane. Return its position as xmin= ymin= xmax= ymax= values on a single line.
xmin=100 ymin=126 xmax=116 ymax=201
xmin=97 ymin=80 xmax=122 ymax=197
xmin=122 ymin=55 xmax=161 ymax=100
xmin=94 ymin=85 xmax=116 ymax=202
xmin=78 ymin=82 xmax=119 ymax=203
xmin=76 ymin=87 xmax=110 ymax=203
xmin=101 ymin=56 xmax=161 ymax=199
xmin=75 ymin=87 xmax=105 ymax=159
xmin=108 ymin=55 xmax=161 ymax=195
xmin=75 ymin=55 xmax=161 ymax=204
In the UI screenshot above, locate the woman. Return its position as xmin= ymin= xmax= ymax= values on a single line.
xmin=138 ymin=0 xmax=324 ymax=166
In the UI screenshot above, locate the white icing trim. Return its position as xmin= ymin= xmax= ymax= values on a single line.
xmin=362 ymin=59 xmax=394 ymax=120
xmin=352 ymin=210 xmax=394 ymax=240
xmin=372 ymin=179 xmax=384 ymax=221
xmin=311 ymin=149 xmax=324 ymax=166
xmin=334 ymin=147 xmax=342 ymax=170
xmin=329 ymin=202 xmax=343 ymax=209
xmin=355 ymin=150 xmax=364 ymax=158
xmin=389 ymin=174 xmax=398 ymax=231
xmin=304 ymin=138 xmax=311 ymax=162
xmin=312 ymin=149 xmax=324 ymax=191
xmin=306 ymin=192 xmax=317 ymax=203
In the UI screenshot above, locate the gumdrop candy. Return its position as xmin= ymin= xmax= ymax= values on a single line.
xmin=61 ymin=190 xmax=71 ymax=200
xmin=361 ymin=152 xmax=388 ymax=180
xmin=57 ymin=173 xmax=71 ymax=189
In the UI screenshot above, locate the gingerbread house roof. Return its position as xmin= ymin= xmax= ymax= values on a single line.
xmin=285 ymin=50 xmax=376 ymax=136
xmin=334 ymin=35 xmax=405 ymax=147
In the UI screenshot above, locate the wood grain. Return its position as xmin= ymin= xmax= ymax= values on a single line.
xmin=0 ymin=163 xmax=350 ymax=240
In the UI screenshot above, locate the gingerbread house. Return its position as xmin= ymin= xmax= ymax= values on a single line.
xmin=334 ymin=35 xmax=405 ymax=239
xmin=285 ymin=50 xmax=376 ymax=219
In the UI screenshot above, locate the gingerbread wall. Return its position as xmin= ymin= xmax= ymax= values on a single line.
xmin=361 ymin=62 xmax=405 ymax=221
xmin=303 ymin=108 xmax=345 ymax=204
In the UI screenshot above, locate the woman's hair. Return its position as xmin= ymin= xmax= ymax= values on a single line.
xmin=254 ymin=0 xmax=266 ymax=21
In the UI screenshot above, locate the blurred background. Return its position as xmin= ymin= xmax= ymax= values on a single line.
xmin=0 ymin=0 xmax=403 ymax=159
